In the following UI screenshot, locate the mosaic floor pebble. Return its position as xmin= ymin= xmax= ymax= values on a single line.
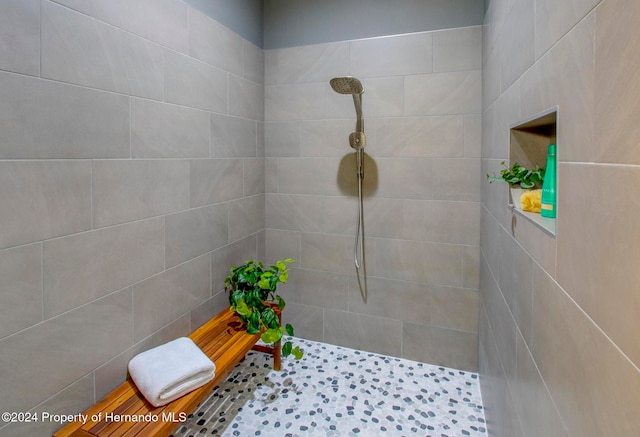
xmin=172 ymin=338 xmax=486 ymax=437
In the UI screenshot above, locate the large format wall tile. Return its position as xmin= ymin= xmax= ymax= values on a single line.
xmin=433 ymin=26 xmax=483 ymax=73
xmin=324 ymin=310 xmax=402 ymax=357
xmin=0 ymin=0 xmax=39 ymax=76
xmin=350 ymin=32 xmax=433 ymax=79
xmin=42 ymin=1 xmax=163 ymax=99
xmin=92 ymin=160 xmax=189 ymax=227
xmin=532 ymin=264 xmax=640 ymax=436
xmin=535 ymin=0 xmax=599 ymax=58
xmin=190 ymin=159 xmax=244 ymax=207
xmin=405 ymin=70 xmax=481 ymax=115
xmin=43 ymin=218 xmax=165 ymax=317
xmin=131 ymin=98 xmax=209 ymax=158
xmin=189 ymin=8 xmax=242 ymax=75
xmin=557 ymin=163 xmax=640 ymax=368
xmin=0 ymin=244 xmax=42 ymax=339
xmin=229 ymin=75 xmax=265 ymax=121
xmin=164 ymin=50 xmax=227 ymax=112
xmin=0 ymin=289 xmax=133 ymax=413
xmin=403 ymin=323 xmax=478 ymax=371
xmin=595 ymin=0 xmax=640 ymax=165
xmin=265 ymin=42 xmax=349 ymax=85
xmin=90 ymin=0 xmax=188 ymax=53
xmin=228 ymin=195 xmax=265 ymax=243
xmin=499 ymin=0 xmax=534 ymax=90
xmin=0 ymin=161 xmax=92 ymax=249
xmin=210 ymin=113 xmax=258 ymax=158
xmin=368 ymin=116 xmax=464 ymax=158
xmin=133 ymin=255 xmax=211 ymax=341
xmin=0 ymin=72 xmax=130 ymax=159
xmin=165 ymin=205 xmax=228 ymax=269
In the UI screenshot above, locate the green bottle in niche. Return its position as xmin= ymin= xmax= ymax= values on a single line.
xmin=541 ymin=144 xmax=557 ymax=218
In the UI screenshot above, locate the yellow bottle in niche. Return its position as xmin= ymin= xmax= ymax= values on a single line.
xmin=540 ymin=144 xmax=556 ymax=218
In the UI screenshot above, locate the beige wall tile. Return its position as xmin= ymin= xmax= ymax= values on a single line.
xmin=266 ymin=193 xmax=325 ymax=232
xmin=44 ymin=218 xmax=165 ymax=318
xmin=91 ymin=0 xmax=188 ymax=54
xmin=0 ymin=0 xmax=39 ymax=76
xmin=499 ymin=0 xmax=534 ymax=91
xmin=243 ymin=158 xmax=265 ymax=196
xmin=595 ymin=0 xmax=640 ymax=164
xmin=0 ymin=244 xmax=42 ymax=339
xmin=557 ymin=163 xmax=640 ymax=367
xmin=348 ymin=276 xmax=430 ymax=325
xmin=373 ymin=158 xmax=433 ymax=200
xmin=350 ymin=32 xmax=433 ymax=78
xmin=228 ymin=195 xmax=265 ymax=243
xmin=514 ymin=332 xmax=569 ymax=437
xmin=431 ymin=286 xmax=479 ymax=333
xmin=229 ymin=74 xmax=264 ymax=121
xmin=432 ymin=158 xmax=481 ymax=201
xmin=131 ymin=98 xmax=209 ymax=158
xmin=243 ymin=40 xmax=264 ymax=85
xmin=433 ymin=26 xmax=483 ymax=73
xmin=0 ymin=161 xmax=92 ymax=249
xmin=165 ymin=205 xmax=228 ymax=269
xmin=403 ymin=323 xmax=478 ymax=371
xmin=265 ymin=121 xmax=300 ymax=157
xmin=368 ymin=116 xmax=464 ymax=158
xmin=300 ymin=233 xmax=354 ymax=274
xmin=536 ymin=0 xmax=600 ymax=58
xmin=463 ymin=245 xmax=480 ymax=289
xmin=374 ymin=238 xmax=463 ymax=287
xmin=210 ymin=235 xmax=258 ymax=295
xmin=210 ymin=113 xmax=257 ymax=158
xmin=133 ymin=254 xmax=211 ymax=341
xmin=264 ymin=229 xmax=300 ymax=265
xmin=281 ymin=302 xmax=324 ymax=343
xmin=92 ymin=160 xmax=190 ymax=227
xmin=280 ymin=268 xmax=349 ymax=311
xmin=164 ymin=49 xmax=227 ymax=112
xmin=324 ymin=310 xmax=402 ymax=357
xmin=265 ymin=42 xmax=349 ymax=85
xmin=0 ymin=375 xmax=94 ymax=437
xmin=42 ymin=1 xmax=163 ymax=99
xmin=278 ymin=157 xmax=355 ymax=196
xmin=0 ymin=288 xmax=133 ymax=413
xmin=532 ymin=264 xmax=640 ymax=436
xmin=188 ymin=8 xmax=242 ymax=75
xmin=0 ymin=72 xmax=130 ymax=159
xmin=190 ymin=159 xmax=244 ymax=207
xmin=405 ymin=70 xmax=481 ymax=115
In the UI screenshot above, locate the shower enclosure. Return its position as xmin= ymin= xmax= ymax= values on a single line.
xmin=265 ymin=28 xmax=482 ymax=370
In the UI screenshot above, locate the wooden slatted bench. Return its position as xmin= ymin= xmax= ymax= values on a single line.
xmin=53 ymin=307 xmax=281 ymax=437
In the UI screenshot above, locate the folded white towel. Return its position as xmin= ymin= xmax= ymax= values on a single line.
xmin=128 ymin=337 xmax=216 ymax=407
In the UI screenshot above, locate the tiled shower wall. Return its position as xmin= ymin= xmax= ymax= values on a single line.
xmin=265 ymin=28 xmax=482 ymax=370
xmin=0 ymin=1 xmax=263 ymax=435
xmin=481 ymin=0 xmax=640 ymax=435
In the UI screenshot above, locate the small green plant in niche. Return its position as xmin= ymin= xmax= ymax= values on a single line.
xmin=225 ymin=258 xmax=303 ymax=359
xmin=486 ymin=161 xmax=545 ymax=188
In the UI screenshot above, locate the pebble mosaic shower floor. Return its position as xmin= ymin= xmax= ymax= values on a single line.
xmin=172 ymin=338 xmax=486 ymax=437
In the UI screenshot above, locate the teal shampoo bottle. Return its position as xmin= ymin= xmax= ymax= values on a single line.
xmin=541 ymin=144 xmax=556 ymax=218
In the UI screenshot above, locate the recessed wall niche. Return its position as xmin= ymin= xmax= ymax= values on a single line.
xmin=509 ymin=108 xmax=557 ymax=236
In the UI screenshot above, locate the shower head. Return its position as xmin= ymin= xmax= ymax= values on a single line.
xmin=330 ymin=77 xmax=365 ymax=146
xmin=330 ymin=76 xmax=364 ymax=95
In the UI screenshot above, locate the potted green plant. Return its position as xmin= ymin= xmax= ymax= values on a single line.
xmin=487 ymin=161 xmax=545 ymax=210
xmin=225 ymin=258 xmax=303 ymax=359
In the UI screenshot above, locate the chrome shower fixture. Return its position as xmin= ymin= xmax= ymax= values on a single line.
xmin=330 ymin=76 xmax=365 ymax=149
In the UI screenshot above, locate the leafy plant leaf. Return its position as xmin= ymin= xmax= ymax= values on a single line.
xmin=261 ymin=327 xmax=283 ymax=344
xmin=282 ymin=341 xmax=292 ymax=357
xmin=291 ymin=346 xmax=303 ymax=360
xmin=285 ymin=323 xmax=294 ymax=336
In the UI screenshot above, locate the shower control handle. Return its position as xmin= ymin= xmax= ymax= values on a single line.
xmin=349 ymin=132 xmax=366 ymax=150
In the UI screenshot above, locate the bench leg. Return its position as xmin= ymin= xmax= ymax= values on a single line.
xmin=274 ymin=311 xmax=282 ymax=370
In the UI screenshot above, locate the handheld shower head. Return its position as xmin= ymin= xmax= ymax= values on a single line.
xmin=330 ymin=76 xmax=364 ymax=95
xmin=330 ymin=77 xmax=365 ymax=148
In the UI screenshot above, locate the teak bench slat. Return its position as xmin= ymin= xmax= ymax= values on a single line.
xmin=53 ymin=307 xmax=281 ymax=437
